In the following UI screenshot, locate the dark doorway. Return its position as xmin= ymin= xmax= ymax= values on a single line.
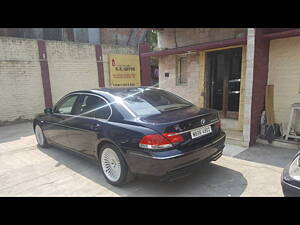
xmin=150 ymin=57 xmax=159 ymax=86
xmin=206 ymin=47 xmax=242 ymax=119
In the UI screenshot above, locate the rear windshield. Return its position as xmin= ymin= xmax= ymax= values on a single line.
xmin=116 ymin=89 xmax=193 ymax=116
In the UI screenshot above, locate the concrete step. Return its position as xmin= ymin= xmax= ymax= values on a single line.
xmin=256 ymin=137 xmax=300 ymax=150
xmin=221 ymin=118 xmax=239 ymax=131
xmin=223 ymin=129 xmax=245 ymax=147
xmin=226 ymin=138 xmax=245 ymax=147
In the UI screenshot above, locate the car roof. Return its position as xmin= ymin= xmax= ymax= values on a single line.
xmin=93 ymin=86 xmax=158 ymax=94
xmin=67 ymin=87 xmax=161 ymax=119
xmin=69 ymin=86 xmax=160 ymax=97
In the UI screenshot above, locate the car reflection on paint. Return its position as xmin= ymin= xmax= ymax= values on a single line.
xmin=33 ymin=87 xmax=226 ymax=186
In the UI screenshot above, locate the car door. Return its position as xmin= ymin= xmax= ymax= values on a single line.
xmin=65 ymin=94 xmax=112 ymax=158
xmin=44 ymin=94 xmax=80 ymax=148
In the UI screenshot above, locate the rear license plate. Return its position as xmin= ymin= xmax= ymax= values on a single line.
xmin=190 ymin=125 xmax=212 ymax=139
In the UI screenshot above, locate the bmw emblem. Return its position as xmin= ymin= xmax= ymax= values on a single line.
xmin=174 ymin=124 xmax=182 ymax=132
xmin=201 ymin=118 xmax=205 ymax=125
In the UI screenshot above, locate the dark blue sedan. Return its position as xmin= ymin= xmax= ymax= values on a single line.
xmin=33 ymin=87 xmax=225 ymax=186
xmin=282 ymin=151 xmax=300 ymax=196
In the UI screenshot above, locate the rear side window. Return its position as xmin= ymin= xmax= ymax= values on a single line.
xmin=78 ymin=95 xmax=111 ymax=120
xmin=119 ymin=89 xmax=193 ymax=116
xmin=54 ymin=95 xmax=78 ymax=115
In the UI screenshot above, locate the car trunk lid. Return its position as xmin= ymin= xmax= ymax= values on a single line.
xmin=132 ymin=106 xmax=221 ymax=148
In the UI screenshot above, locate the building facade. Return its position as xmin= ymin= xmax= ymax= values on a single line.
xmin=0 ymin=28 xmax=152 ymax=124
xmin=141 ymin=28 xmax=300 ymax=147
xmin=2 ymin=28 xmax=300 ymax=147
xmin=0 ymin=28 xmax=148 ymax=47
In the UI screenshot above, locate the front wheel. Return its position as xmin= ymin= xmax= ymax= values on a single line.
xmin=34 ymin=124 xmax=49 ymax=148
xmin=99 ymin=143 xmax=134 ymax=186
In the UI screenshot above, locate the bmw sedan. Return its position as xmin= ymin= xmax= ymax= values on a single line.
xmin=33 ymin=87 xmax=226 ymax=186
xmin=281 ymin=151 xmax=300 ymax=197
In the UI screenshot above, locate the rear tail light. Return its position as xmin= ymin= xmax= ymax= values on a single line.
xmin=139 ymin=132 xmax=184 ymax=149
xmin=163 ymin=132 xmax=184 ymax=143
xmin=216 ymin=120 xmax=221 ymax=129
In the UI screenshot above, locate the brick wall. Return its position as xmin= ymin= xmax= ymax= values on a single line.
xmin=46 ymin=41 xmax=99 ymax=104
xmin=268 ymin=36 xmax=300 ymax=132
xmin=0 ymin=37 xmax=140 ymax=123
xmin=159 ymin=53 xmax=202 ymax=106
xmin=0 ymin=37 xmax=44 ymax=122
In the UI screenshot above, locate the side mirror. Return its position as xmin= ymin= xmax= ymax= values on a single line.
xmin=44 ymin=108 xmax=53 ymax=114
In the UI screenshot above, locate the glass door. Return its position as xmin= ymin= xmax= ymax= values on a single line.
xmin=206 ymin=47 xmax=242 ymax=119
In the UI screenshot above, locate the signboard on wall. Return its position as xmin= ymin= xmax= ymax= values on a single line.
xmin=109 ymin=54 xmax=141 ymax=87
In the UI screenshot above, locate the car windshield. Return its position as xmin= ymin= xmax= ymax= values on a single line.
xmin=115 ymin=88 xmax=193 ymax=116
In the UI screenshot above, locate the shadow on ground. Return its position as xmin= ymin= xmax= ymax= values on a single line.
xmin=234 ymin=143 xmax=298 ymax=168
xmin=0 ymin=122 xmax=34 ymax=143
xmin=38 ymin=145 xmax=247 ymax=197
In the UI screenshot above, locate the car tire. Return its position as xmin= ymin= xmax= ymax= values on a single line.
xmin=99 ymin=143 xmax=135 ymax=186
xmin=34 ymin=124 xmax=49 ymax=148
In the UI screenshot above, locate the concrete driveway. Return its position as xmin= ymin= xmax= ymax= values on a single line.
xmin=0 ymin=122 xmax=298 ymax=197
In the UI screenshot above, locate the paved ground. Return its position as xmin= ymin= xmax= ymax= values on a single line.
xmin=0 ymin=122 xmax=298 ymax=197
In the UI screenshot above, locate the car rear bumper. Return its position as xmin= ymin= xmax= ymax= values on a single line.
xmin=125 ymin=131 xmax=226 ymax=177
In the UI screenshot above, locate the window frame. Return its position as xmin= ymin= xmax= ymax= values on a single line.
xmin=53 ymin=94 xmax=80 ymax=115
xmin=119 ymin=88 xmax=194 ymax=117
xmin=53 ymin=93 xmax=112 ymax=121
xmin=78 ymin=94 xmax=112 ymax=120
xmin=176 ymin=55 xmax=188 ymax=86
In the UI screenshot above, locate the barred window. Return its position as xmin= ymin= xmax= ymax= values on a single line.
xmin=176 ymin=56 xmax=188 ymax=85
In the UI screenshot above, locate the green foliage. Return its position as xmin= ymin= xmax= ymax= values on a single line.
xmin=145 ymin=30 xmax=158 ymax=50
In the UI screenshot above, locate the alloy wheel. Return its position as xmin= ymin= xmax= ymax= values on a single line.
xmin=35 ymin=125 xmax=44 ymax=146
xmin=101 ymin=148 xmax=122 ymax=182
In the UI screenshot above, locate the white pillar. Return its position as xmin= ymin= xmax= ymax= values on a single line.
xmin=243 ymin=28 xmax=255 ymax=147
